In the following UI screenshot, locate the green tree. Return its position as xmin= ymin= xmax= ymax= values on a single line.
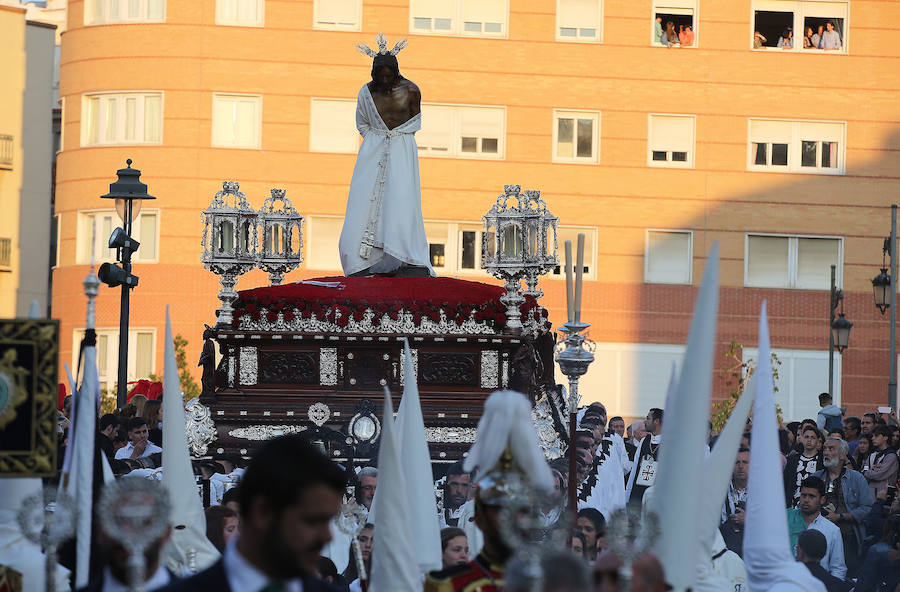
xmin=711 ymin=341 xmax=782 ymax=433
xmin=147 ymin=334 xmax=201 ymax=402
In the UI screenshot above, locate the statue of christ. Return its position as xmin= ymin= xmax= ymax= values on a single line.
xmin=338 ymin=34 xmax=434 ymax=278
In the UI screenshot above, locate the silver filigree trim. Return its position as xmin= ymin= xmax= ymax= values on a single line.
xmin=424 ymin=426 xmax=477 ymax=443
xmin=308 ymin=402 xmax=331 ymax=427
xmin=185 ymin=398 xmax=217 ymax=457
xmin=532 ymin=393 xmax=564 ymax=460
xmin=502 ymin=359 xmax=509 ymax=389
xmin=239 ymin=346 xmax=257 ymax=386
xmin=400 ymin=348 xmax=418 ymax=386
xmin=227 ymin=355 xmax=235 ymax=387
xmin=481 ymin=350 xmax=499 ymax=389
xmin=320 ymin=348 xmax=337 ymax=386
xmin=228 ymin=424 xmax=308 ymax=441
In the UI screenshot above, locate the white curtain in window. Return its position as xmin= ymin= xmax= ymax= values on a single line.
xmin=316 ymin=0 xmax=357 ymax=25
xmin=236 ymin=99 xmax=256 ymax=145
xmin=139 ymin=213 xmax=158 ymax=260
xmin=646 ymin=231 xmax=691 ymax=284
xmin=125 ymin=97 xmax=137 ymax=141
xmin=649 ymin=115 xmax=693 ymax=153
xmin=558 ymin=0 xmax=600 ymax=29
xmin=86 ymin=97 xmax=100 ymax=144
xmin=147 ymin=0 xmax=164 ymax=19
xmin=459 ymin=107 xmax=503 ymax=147
xmin=144 ymin=95 xmax=161 ymax=142
xmin=309 ymin=99 xmax=358 ymax=153
xmin=218 ymin=0 xmax=237 ymax=21
xmin=795 ymin=237 xmax=839 ymax=289
xmin=747 ymin=235 xmax=789 ymax=286
xmin=750 ymin=119 xmax=791 ymax=143
xmin=135 ymin=332 xmax=153 ymax=379
xmin=104 ymin=97 xmax=117 ymax=142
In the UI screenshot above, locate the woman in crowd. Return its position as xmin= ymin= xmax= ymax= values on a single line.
xmin=130 ymin=394 xmax=148 ymax=417
xmin=662 ymin=21 xmax=680 ymax=47
xmin=803 ymin=26 xmax=815 ymax=48
xmin=851 ymin=433 xmax=873 ymax=471
xmin=440 ymin=528 xmax=469 ymax=569
xmin=204 ymin=506 xmax=239 ymax=552
xmin=576 ymin=508 xmax=606 ymax=562
xmin=342 ymin=523 xmax=373 ymax=586
xmin=679 ymin=24 xmax=694 ymax=46
xmin=141 ymin=399 xmax=163 ymax=444
xmin=777 ymin=27 xmax=793 ymax=48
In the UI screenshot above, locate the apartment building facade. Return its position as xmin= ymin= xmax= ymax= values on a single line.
xmin=55 ymin=0 xmax=900 ymax=419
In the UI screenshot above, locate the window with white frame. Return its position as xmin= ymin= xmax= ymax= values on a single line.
xmin=77 ymin=210 xmax=159 ymax=265
xmin=309 ymin=98 xmax=359 ymax=153
xmin=752 ymin=0 xmax=847 ymax=52
xmin=418 ymin=104 xmax=505 ymax=159
xmin=553 ymin=110 xmax=600 ymax=163
xmin=305 ymin=215 xmax=344 ymax=271
xmin=550 ymin=227 xmax=597 ymax=279
xmin=59 ymin=96 xmax=65 ymax=153
xmin=645 ymin=230 xmax=692 ymax=284
xmin=744 ymin=347 xmax=838 ymax=421
xmin=74 ymin=328 xmax=156 ymax=391
xmin=652 ymin=0 xmax=697 ymax=46
xmin=212 ymin=94 xmax=261 ymax=149
xmin=313 ymin=0 xmax=361 ymax=30
xmin=410 ymin=0 xmax=508 ymax=37
xmin=82 ymin=93 xmax=162 ymax=146
xmin=577 ymin=343 xmax=685 ymax=417
xmin=749 ymin=119 xmax=844 ymax=174
xmin=84 ymin=0 xmax=165 ymax=25
xmin=557 ymin=0 xmax=602 ymax=41
xmin=648 ymin=114 xmax=694 ymax=167
xmin=216 ymin=0 xmax=264 ymax=26
xmin=745 ymin=234 xmax=841 ymax=289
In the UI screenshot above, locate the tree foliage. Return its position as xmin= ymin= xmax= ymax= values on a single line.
xmin=711 ymin=341 xmax=782 ymax=433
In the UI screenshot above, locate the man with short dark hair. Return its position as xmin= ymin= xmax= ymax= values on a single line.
xmin=861 ymin=413 xmax=876 ymax=436
xmin=784 ymin=424 xmax=822 ymax=507
xmin=720 ymin=447 xmax=750 ymax=557
xmin=843 ymin=417 xmax=860 ymax=455
xmin=789 ymin=476 xmax=846 ymax=579
xmin=608 ymin=417 xmax=625 ymax=439
xmin=98 ymin=413 xmax=119 ymax=462
xmin=160 ymin=434 xmax=347 ymax=592
xmin=440 ymin=462 xmax=471 ymax=528
xmin=795 ymin=529 xmax=851 ymax=592
xmin=115 ymin=417 xmax=162 ymax=460
xmin=864 ymin=425 xmax=899 ymax=498
xmin=818 ymin=393 xmax=843 ymax=432
xmin=625 ymin=408 xmax=663 ymax=504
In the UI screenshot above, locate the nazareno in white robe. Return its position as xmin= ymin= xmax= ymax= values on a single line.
xmin=339 ymin=84 xmax=435 ymax=276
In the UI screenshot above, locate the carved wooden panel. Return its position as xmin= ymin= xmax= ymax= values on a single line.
xmin=345 ymin=350 xmax=392 ymax=389
xmin=419 ymin=352 xmax=478 ymax=386
xmin=258 ymin=350 xmax=318 ymax=385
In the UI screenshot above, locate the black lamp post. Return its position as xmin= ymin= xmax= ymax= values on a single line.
xmin=98 ymin=159 xmax=155 ymax=409
xmin=829 ymin=264 xmax=852 ymax=396
xmin=871 ymin=204 xmax=898 ymax=413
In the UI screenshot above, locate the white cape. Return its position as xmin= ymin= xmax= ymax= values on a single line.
xmin=339 ymin=84 xmax=434 ymax=277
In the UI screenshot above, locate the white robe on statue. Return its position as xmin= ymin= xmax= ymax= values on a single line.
xmin=339 ymin=84 xmax=434 ymax=277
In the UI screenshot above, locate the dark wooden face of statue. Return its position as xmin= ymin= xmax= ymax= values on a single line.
xmin=368 ymin=65 xmax=421 ymax=130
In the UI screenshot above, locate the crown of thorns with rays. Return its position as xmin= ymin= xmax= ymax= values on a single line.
xmin=355 ymin=32 xmax=408 ymax=58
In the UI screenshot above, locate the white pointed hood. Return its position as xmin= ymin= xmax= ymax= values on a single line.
xmin=743 ymin=302 xmax=825 ymax=592
xmin=160 ymin=307 xmax=220 ymax=574
xmin=394 ymin=339 xmax=442 ymax=574
xmin=369 ymin=388 xmax=420 ymax=591
xmin=651 ymin=242 xmax=720 ymax=592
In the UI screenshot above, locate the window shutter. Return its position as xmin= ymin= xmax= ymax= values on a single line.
xmin=459 ymin=107 xmax=503 ymax=146
xmin=747 ymin=235 xmax=790 ymax=287
xmin=316 ymin=0 xmax=356 ymax=25
xmin=412 ymin=0 xmax=454 ymax=22
xmin=796 ymin=238 xmax=838 ymax=289
xmin=309 ymin=99 xmax=359 ymax=153
xmin=646 ymin=231 xmax=691 ymax=284
xmin=417 ymin=104 xmax=454 ymax=152
xmin=139 ymin=212 xmax=158 ymax=260
xmin=212 ymin=97 xmax=234 ymax=145
xmin=558 ymin=0 xmax=600 ymax=29
xmin=462 ymin=0 xmax=505 ymax=30
xmin=750 ymin=119 xmax=791 ymax=143
xmin=143 ymin=95 xmax=161 ymax=142
xmin=649 ymin=115 xmax=693 ymax=153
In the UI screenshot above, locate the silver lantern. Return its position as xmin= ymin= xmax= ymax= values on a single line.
xmin=201 ymin=181 xmax=258 ymax=328
xmin=482 ymin=185 xmax=558 ymax=333
xmin=257 ymin=188 xmax=304 ymax=285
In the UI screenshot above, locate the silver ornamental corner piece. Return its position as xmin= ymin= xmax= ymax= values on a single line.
xmin=185 ymin=398 xmax=216 ymax=457
xmin=308 ymin=402 xmax=331 ymax=427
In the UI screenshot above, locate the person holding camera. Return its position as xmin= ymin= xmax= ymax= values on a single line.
xmin=814 ymin=436 xmax=873 ymax=577
xmin=720 ymin=447 xmax=750 ymax=557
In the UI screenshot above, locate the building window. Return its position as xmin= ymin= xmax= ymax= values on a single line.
xmin=418 ymin=104 xmax=505 ymax=159
xmin=74 ymin=328 xmax=156 ymax=391
xmin=553 ymin=110 xmax=600 ymax=164
xmin=557 ymin=0 xmax=602 ymax=42
xmin=652 ymin=0 xmax=696 ymax=46
xmin=745 ymin=234 xmax=841 ymax=290
xmin=84 ymin=0 xmax=165 ymax=24
xmin=752 ymin=1 xmax=847 ymax=52
xmin=748 ymin=119 xmax=844 ymax=174
xmin=410 ymin=0 xmax=508 ymax=37
xmin=81 ymin=93 xmax=162 ymax=146
xmin=313 ymin=0 xmax=361 ymax=30
xmin=212 ymin=94 xmax=262 ymax=149
xmin=648 ymin=114 xmax=695 ymax=168
xmin=309 ymin=98 xmax=359 ymax=153
xmin=216 ymin=0 xmax=264 ymax=26
xmin=645 ymin=230 xmax=692 ymax=284
xmin=549 ymin=227 xmax=597 ymax=280
xmin=305 ymin=215 xmax=344 ymax=271
xmin=744 ymin=347 xmax=837 ymax=421
xmin=0 ymin=134 xmax=12 ymax=169
xmin=0 ymin=238 xmax=11 ymax=269
xmin=77 ymin=210 xmax=159 ymax=265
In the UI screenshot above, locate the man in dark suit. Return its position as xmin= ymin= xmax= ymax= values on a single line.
xmin=160 ymin=434 xmax=347 ymax=592
xmin=796 ymin=529 xmax=852 ymax=592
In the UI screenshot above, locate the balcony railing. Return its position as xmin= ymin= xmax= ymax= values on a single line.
xmin=0 ymin=238 xmax=10 ymax=268
xmin=0 ymin=135 xmax=12 ymax=169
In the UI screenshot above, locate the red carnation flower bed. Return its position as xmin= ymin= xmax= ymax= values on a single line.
xmin=232 ymin=276 xmax=543 ymax=332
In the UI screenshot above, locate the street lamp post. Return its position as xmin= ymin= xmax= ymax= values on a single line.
xmin=872 ymin=204 xmax=898 ymax=412
xmin=98 ymin=160 xmax=155 ymax=409
xmin=829 ymin=264 xmax=852 ymax=396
